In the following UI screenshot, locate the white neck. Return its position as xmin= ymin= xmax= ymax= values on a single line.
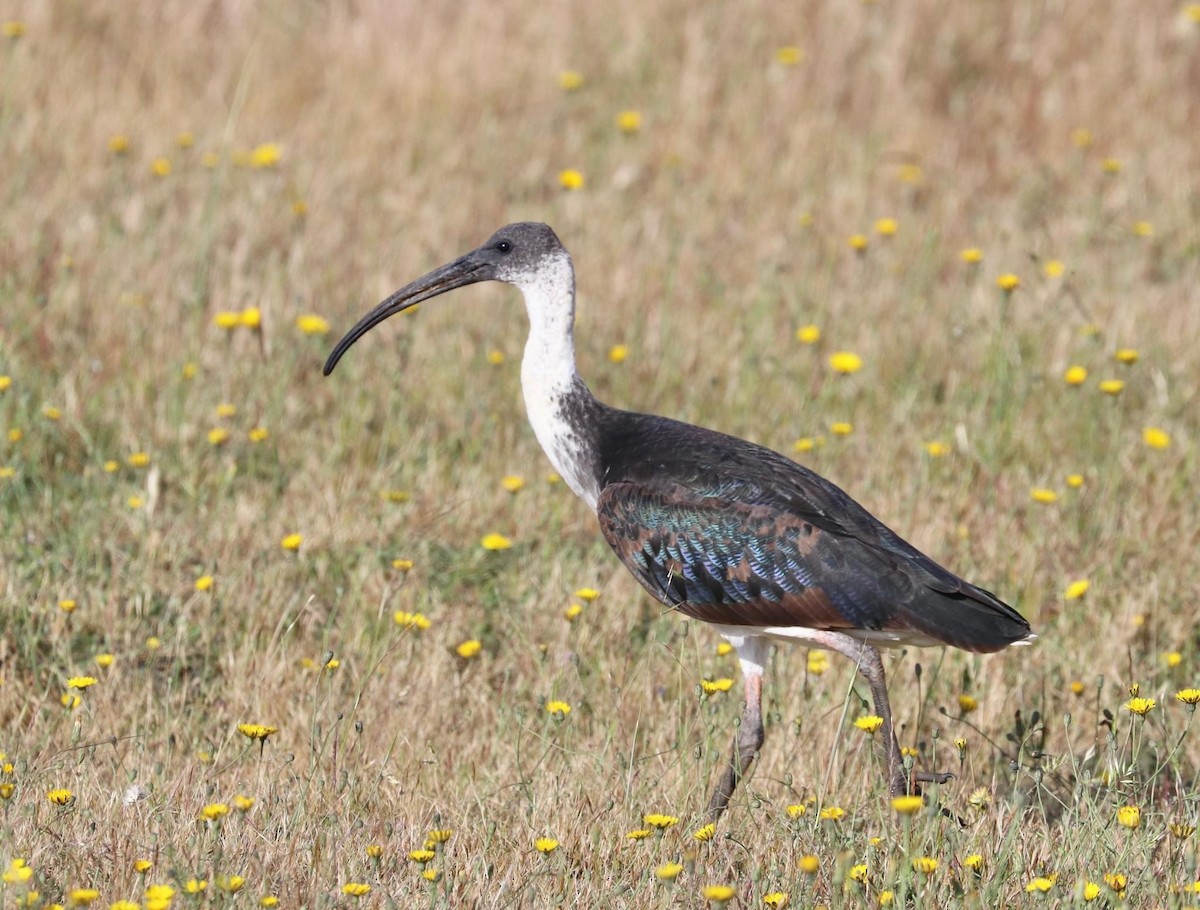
xmin=514 ymin=254 xmax=600 ymax=509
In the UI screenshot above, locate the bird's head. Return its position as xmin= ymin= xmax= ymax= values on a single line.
xmin=323 ymin=222 xmax=571 ymax=376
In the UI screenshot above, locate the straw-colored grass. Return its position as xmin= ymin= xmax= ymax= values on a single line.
xmin=1 ymin=1 xmax=1198 ymax=906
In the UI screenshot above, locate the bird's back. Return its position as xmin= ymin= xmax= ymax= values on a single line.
xmin=592 ymin=407 xmax=1032 ymax=653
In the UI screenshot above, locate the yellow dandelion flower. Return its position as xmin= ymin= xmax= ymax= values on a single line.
xmin=996 ymin=273 xmax=1020 ymax=292
xmin=0 ymin=783 xmax=15 ymax=800
xmin=798 ymin=855 xmax=819 ymax=874
xmin=47 ymin=788 xmax=74 ymax=805
xmin=1164 ymin=651 xmax=1183 ymax=668
xmin=1186 ymin=3 xmax=1200 ymax=23
xmin=892 ymin=795 xmax=923 ymax=815
xmin=1064 ymin=579 xmax=1090 ymax=600
xmin=200 ymin=802 xmax=230 ymax=821
xmin=795 ymin=324 xmax=821 ymax=344
xmin=558 ymin=70 xmax=584 ymax=90
xmin=59 ymin=599 xmax=78 ymax=612
xmin=295 ymin=314 xmax=330 ymax=335
xmin=545 ymin=700 xmax=571 ymax=717
xmin=626 ymin=828 xmax=651 ymax=840
xmin=394 ymin=611 xmax=431 ymax=631
xmin=785 ymin=803 xmax=807 ymax=819
xmin=150 ymin=158 xmax=171 ymax=177
xmin=7 ymin=428 xmax=18 ymax=442
xmin=392 ymin=558 xmax=415 ymax=571
xmin=963 ymin=854 xmax=983 ymax=870
xmin=793 ymin=437 xmax=815 ymax=452
xmin=108 ymin=134 xmax=130 ymax=154
xmin=1143 ymin=427 xmax=1171 ymax=449
xmin=1175 ymin=688 xmax=1200 ymax=705
xmin=1098 ymin=378 xmax=1124 ymax=395
xmin=95 ymin=654 xmax=114 ymax=669
xmin=324 ymin=657 xmax=340 ymax=671
xmin=1079 ymin=881 xmax=1101 ymax=901
xmin=1044 ymin=259 xmax=1065 ymax=278
xmin=563 ymin=603 xmax=583 ymax=621
xmin=854 ymin=715 xmax=883 ymax=734
xmin=716 ymin=642 xmax=734 ymax=656
xmin=456 ymin=639 xmax=482 ymax=659
xmin=807 ymin=650 xmax=829 ymax=675
xmin=559 ymin=169 xmax=585 ymax=190
xmin=828 ymin=351 xmax=863 ymax=374
xmin=968 ymin=787 xmax=991 ymax=809
xmin=616 ymin=111 xmax=642 ymax=133
xmin=408 ymin=849 xmax=436 ymax=864
xmin=341 ymin=883 xmax=370 ymax=897
xmin=1025 ymin=877 xmax=1055 ymax=893
xmin=1104 ymin=873 xmax=1126 ymax=894
xmin=849 ymin=863 xmax=868 ymax=883
xmin=924 ymin=441 xmax=948 ymax=457
xmin=248 ymin=427 xmax=269 ymax=442
xmin=1115 ymin=348 xmax=1140 ymax=364
xmin=2 ymin=859 xmax=31 ymax=883
xmin=896 ymin=163 xmax=923 ymax=183
xmin=643 ymin=813 xmax=679 ymax=829
xmin=68 ymin=676 xmax=97 ymax=690
xmin=655 ymin=863 xmax=683 ymax=881
xmin=380 ymin=489 xmax=410 ymax=503
xmin=701 ymin=678 xmax=734 ymax=695
xmin=233 ymin=794 xmax=255 ymax=811
xmin=1170 ymin=821 xmax=1196 ymax=838
xmin=959 ymin=247 xmax=983 ymax=264
xmin=70 ymin=891 xmax=100 ymax=906
xmin=1116 ymin=805 xmax=1141 ymax=829
xmin=848 ymin=234 xmax=869 ymax=251
xmin=217 ymin=876 xmax=244 ymax=893
xmin=260 ymin=897 xmax=279 ymax=907
xmin=1067 ymin=473 xmax=1084 ymax=488
xmin=128 ymin=452 xmax=150 ymax=468
xmin=426 ymin=828 xmax=453 ymax=845
xmin=184 ymin=880 xmax=207 ymax=894
xmin=250 ymin=143 xmax=282 ymax=168
xmin=1030 ymin=488 xmax=1058 ymax=504
xmin=280 ymin=533 xmax=302 ymax=551
xmin=958 ymin=694 xmax=978 ymax=713
xmin=215 ymin=402 xmax=237 ymax=418
xmin=43 ymin=405 xmax=62 ymax=421
xmin=874 ymin=217 xmax=898 ymax=236
xmin=182 ymin=362 xmax=199 ymax=378
xmin=133 ymin=860 xmax=153 ymax=874
xmin=501 ymin=475 xmax=525 ymax=493
xmin=534 ymin=837 xmax=559 ymax=854
xmin=176 ymin=130 xmax=195 ymax=148
xmin=194 ymin=575 xmax=213 ymax=593
xmin=912 ymin=856 xmax=937 ymax=874
xmin=237 ymin=723 xmax=278 ymax=741
xmin=879 ymin=890 xmax=895 ymax=906
xmin=775 ymin=46 xmax=803 ymax=65
xmin=213 ymin=311 xmax=240 ymax=330
xmin=830 ymin=421 xmax=853 ymax=437
xmin=608 ymin=344 xmax=629 ymax=363
xmin=763 ymin=892 xmax=789 ymax=908
xmin=819 ymin=806 xmax=845 ymax=821
xmin=1063 ymin=365 xmax=1087 ymax=385
xmin=481 ymin=533 xmax=512 ymax=550
xmin=62 ymin=693 xmax=82 ymax=709
xmin=703 ymin=885 xmax=736 ymax=903
xmin=146 ymin=636 xmax=161 ymax=650
xmin=692 ymin=823 xmax=716 ymax=842
xmin=207 ymin=427 xmax=230 ymax=446
xmin=0 ymin=375 xmax=10 ymax=391
xmin=1131 ymin=221 xmax=1153 ymax=237
xmin=1101 ymin=157 xmax=1122 ymax=174
xmin=1126 ymin=698 xmax=1155 ymax=717
xmin=3 ymin=20 xmax=26 ymax=38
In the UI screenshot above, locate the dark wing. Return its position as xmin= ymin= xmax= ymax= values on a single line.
xmin=596 ymin=477 xmax=1030 ymax=653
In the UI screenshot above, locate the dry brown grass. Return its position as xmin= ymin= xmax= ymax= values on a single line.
xmin=2 ymin=1 xmax=1199 ymax=906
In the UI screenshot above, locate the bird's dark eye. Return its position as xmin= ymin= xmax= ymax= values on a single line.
xmin=496 ymin=240 xmax=513 ymax=254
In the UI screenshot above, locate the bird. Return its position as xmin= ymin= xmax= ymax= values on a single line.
xmin=323 ymin=222 xmax=1034 ymax=821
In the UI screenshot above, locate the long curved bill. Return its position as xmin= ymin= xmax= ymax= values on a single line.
xmin=323 ymin=254 xmax=490 ymax=376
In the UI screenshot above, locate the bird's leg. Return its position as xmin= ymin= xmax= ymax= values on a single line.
xmin=808 ymin=632 xmax=908 ymax=797
xmin=706 ymin=636 xmax=769 ymax=821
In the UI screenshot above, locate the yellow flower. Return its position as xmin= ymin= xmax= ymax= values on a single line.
xmin=775 ymin=46 xmax=803 ymax=65
xmin=1176 ymin=689 xmax=1200 ymax=705
xmin=891 ymin=795 xmax=923 ymax=815
xmin=785 ymin=803 xmax=807 ymax=819
xmin=1131 ymin=221 xmax=1153 ymax=237
xmin=644 ymin=813 xmax=679 ymax=829
xmin=3 ymin=20 xmax=26 ymax=38
xmin=616 ymin=111 xmax=642 ymax=133
xmin=62 ymin=693 xmax=82 ymax=710
xmin=1170 ymin=821 xmax=1196 ymax=838
xmin=48 ymin=787 xmax=75 ymax=805
xmin=70 ymin=891 xmax=100 ymax=906
xmin=1066 ymin=473 xmax=1084 ymax=488
xmin=1116 ymin=805 xmax=1141 ymax=828
xmin=545 ymin=700 xmax=571 ymax=717
xmin=59 ymin=599 xmax=78 ymax=613
xmin=501 ymin=475 xmax=525 ymax=493
xmin=1186 ymin=3 xmax=1200 ymax=23
xmin=426 ymin=828 xmax=453 ymax=845
xmin=558 ymin=70 xmax=584 ymax=90
xmin=849 ymin=863 xmax=868 ymax=883
xmin=701 ymin=678 xmax=734 ymax=695
xmin=763 ymin=892 xmax=789 ymax=908
xmin=194 ymin=575 xmax=214 ymax=593
xmin=233 ymin=794 xmax=255 ymax=811
xmin=110 ymin=901 xmax=138 ymax=910
xmin=854 ymin=715 xmax=883 ymax=734
xmin=324 ymin=657 xmax=340 ymax=671
xmin=535 ymin=837 xmax=559 ymax=854
xmin=968 ymin=787 xmax=991 ymax=809
xmin=1030 ymin=488 xmax=1058 ymax=504
xmin=1098 ymin=379 xmax=1125 ymax=395
xmin=295 ymin=314 xmax=330 ymax=335
xmin=828 ymin=351 xmax=863 ymax=374
xmin=68 ymin=676 xmax=97 ymax=690
xmin=237 ymin=723 xmax=278 ymax=741
xmin=996 ymin=273 xmax=1020 ymax=292
xmin=43 ymin=405 xmax=62 ymax=421
xmin=1043 ymin=259 xmax=1065 ymax=278
xmin=912 ymin=856 xmax=937 ymax=874
xmin=655 ymin=863 xmax=683 ymax=881
xmin=1063 ymin=365 xmax=1087 ymax=385
xmin=1101 ymin=158 xmax=1122 ymax=174
xmin=1102 ymin=873 xmax=1126 ymax=895
xmin=795 ymin=324 xmax=821 ymax=345
xmin=218 ymin=875 xmax=245 ymax=893
xmin=248 ymin=427 xmax=269 ymax=443
xmin=702 ymin=885 xmax=736 ymax=903
xmin=1114 ymin=348 xmax=1139 ymax=364
xmin=1143 ymin=427 xmax=1171 ymax=449
xmin=1079 ymin=881 xmax=1101 ymax=902
xmin=200 ymin=802 xmax=230 ymax=821
xmin=280 ymin=533 xmax=303 ymax=551
xmin=128 ymin=452 xmax=151 ymax=468
xmin=798 ymin=855 xmax=819 ymax=874
xmin=408 ymin=849 xmax=436 ymax=864
xmin=341 ymin=883 xmax=370 ymax=897
xmin=690 ymin=822 xmax=717 ymax=843
xmin=381 ymin=489 xmax=410 ymax=503
xmin=807 ymin=650 xmax=829 ymax=675
xmin=213 ymin=311 xmax=240 ymax=329
xmin=819 ymin=806 xmax=845 ymax=821
xmin=109 ymin=134 xmax=130 ymax=154
xmin=260 ymin=897 xmax=279 ymax=907
xmin=215 ymin=402 xmax=237 ymax=418
xmin=0 ymin=375 xmax=10 ymax=392
xmin=879 ymin=890 xmax=895 ymax=906
xmin=132 ymin=860 xmax=153 ymax=875
xmin=6 ymin=428 xmax=17 ymax=442
xmin=95 ymin=654 xmax=114 ymax=669
xmin=481 ymin=533 xmax=512 ymax=551
xmin=959 ymin=247 xmax=983 ymax=264
xmin=184 ymin=880 xmax=206 ymax=894
xmin=874 ymin=217 xmax=898 ymax=236
xmin=626 ymin=828 xmax=651 ymax=840
xmin=923 ymin=441 xmax=948 ymax=457
xmin=1025 ymin=877 xmax=1055 ymax=893
xmin=958 ymin=694 xmax=978 ymax=713
xmin=1125 ymin=698 xmax=1155 ymax=717
xmin=486 ymin=349 xmax=505 ymax=365
xmin=1164 ymin=651 xmax=1183 ymax=668
xmin=608 ymin=344 xmax=629 ymax=363
xmin=963 ymin=854 xmax=983 ymax=870
xmin=848 ymin=234 xmax=869 ymax=252
xmin=250 ymin=143 xmax=282 ymax=168
xmin=176 ymin=131 xmax=195 ymax=148
xmin=2 ymin=859 xmax=32 ymax=883
xmin=394 ymin=611 xmax=431 ymax=631
xmin=150 ymin=158 xmax=171 ymax=177
xmin=830 ymin=422 xmax=853 ymax=437
xmin=793 ymin=437 xmax=815 ymax=452
xmin=0 ymin=783 xmax=14 ymax=800
xmin=392 ymin=558 xmax=415 ymax=571
xmin=456 ymin=639 xmax=482 ymax=659
xmin=182 ymin=362 xmax=199 ymax=379
xmin=716 ymin=642 xmax=733 ymax=657
xmin=896 ymin=162 xmax=923 ymax=184
xmin=207 ymin=427 xmax=230 ymax=446
xmin=558 ymin=169 xmax=585 ymax=190
xmin=1064 ymin=579 xmax=1090 ymax=600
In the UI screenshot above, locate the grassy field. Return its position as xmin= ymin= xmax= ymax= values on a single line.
xmin=2 ymin=0 xmax=1199 ymax=906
